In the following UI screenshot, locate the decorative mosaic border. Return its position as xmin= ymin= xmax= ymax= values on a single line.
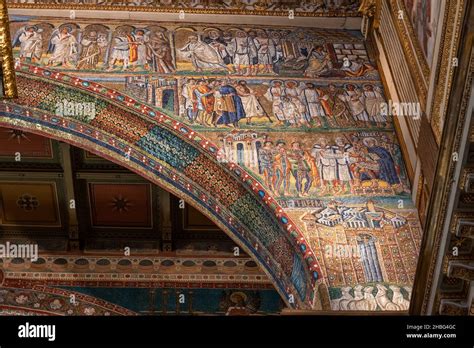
xmin=1 ymin=255 xmax=271 ymax=284
xmin=0 ymin=284 xmax=138 ymax=315
xmin=1 ymin=63 xmax=323 ymax=309
xmin=5 ymin=272 xmax=270 ymax=284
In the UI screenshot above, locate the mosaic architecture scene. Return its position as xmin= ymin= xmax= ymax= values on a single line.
xmin=0 ymin=0 xmax=472 ymax=319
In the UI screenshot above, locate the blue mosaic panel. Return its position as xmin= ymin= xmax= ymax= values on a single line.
xmin=291 ymin=255 xmax=307 ymax=300
xmin=136 ymin=126 xmax=201 ymax=171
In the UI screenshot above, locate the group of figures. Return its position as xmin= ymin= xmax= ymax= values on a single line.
xmin=330 ymin=284 xmax=412 ymax=311
xmin=180 ymin=78 xmax=271 ymax=127
xmin=179 ymin=29 xmax=375 ymax=78
xmin=11 ymin=22 xmax=376 ymax=79
xmin=13 ymin=24 xmax=175 ymax=72
xmin=256 ymin=133 xmax=407 ymax=197
xmin=180 ymin=78 xmax=390 ymax=129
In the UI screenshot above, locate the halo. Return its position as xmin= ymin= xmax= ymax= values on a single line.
xmin=59 ymin=25 xmax=73 ymax=33
xmin=269 ymin=31 xmax=281 ymax=38
xmin=132 ymin=28 xmax=148 ymax=35
xmin=205 ymin=28 xmax=221 ymax=36
xmin=362 ymin=137 xmax=377 ymax=147
xmin=270 ymin=79 xmax=284 ymax=86
xmin=229 ymin=291 xmax=248 ymax=304
xmin=25 ymin=25 xmax=38 ymax=31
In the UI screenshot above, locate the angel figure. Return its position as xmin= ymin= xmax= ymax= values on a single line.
xmin=47 ymin=26 xmax=78 ymax=67
xmin=12 ymin=25 xmax=44 ymax=63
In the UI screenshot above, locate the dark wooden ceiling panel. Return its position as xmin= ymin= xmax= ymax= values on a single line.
xmin=88 ymin=183 xmax=153 ymax=228
xmin=0 ymin=128 xmax=53 ymax=158
xmin=0 ymin=182 xmax=61 ymax=226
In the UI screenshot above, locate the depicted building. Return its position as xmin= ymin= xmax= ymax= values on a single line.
xmin=306 ymin=200 xmax=407 ymax=230
xmin=300 ymin=201 xmax=417 ymax=288
xmin=219 ymin=130 xmax=266 ymax=171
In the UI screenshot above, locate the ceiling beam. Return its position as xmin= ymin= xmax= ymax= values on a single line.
xmin=8 ymin=8 xmax=362 ymax=30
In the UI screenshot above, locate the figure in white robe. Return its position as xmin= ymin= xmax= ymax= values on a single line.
xmin=281 ymin=97 xmax=299 ymax=126
xmin=13 ymin=26 xmax=43 ymax=62
xmin=311 ymin=138 xmax=337 ymax=194
xmin=339 ymin=84 xmax=369 ymax=124
xmin=302 ymin=83 xmax=326 ymax=127
xmin=180 ymin=35 xmax=227 ymax=72
xmin=269 ymin=31 xmax=284 ymax=62
xmin=109 ymin=31 xmax=131 ymax=70
xmin=264 ymin=82 xmax=285 ymax=124
xmin=253 ymin=32 xmax=276 ymax=74
xmin=228 ymin=31 xmax=257 ymax=75
xmin=285 ymin=82 xmax=308 ymax=125
xmin=235 ymin=80 xmax=271 ymax=124
xmin=180 ymin=78 xmax=197 ymax=122
xmin=332 ymin=137 xmax=355 ymax=193
xmin=47 ymin=27 xmax=77 ymax=67
xmin=363 ymin=84 xmax=388 ymax=126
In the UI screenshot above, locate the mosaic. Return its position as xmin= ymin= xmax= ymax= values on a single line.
xmin=3 ymin=17 xmax=424 ymax=312
xmin=2 ymin=70 xmax=317 ymax=310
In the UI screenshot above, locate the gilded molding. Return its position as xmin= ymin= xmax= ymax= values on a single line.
xmin=392 ymin=0 xmax=430 ymax=79
xmin=429 ymin=0 xmax=465 ymax=144
xmin=359 ymin=0 xmax=381 ymax=29
xmin=459 ymin=167 xmax=474 ymax=192
xmin=449 ymin=211 xmax=474 ymax=235
xmin=388 ymin=0 xmax=428 ymax=107
xmin=416 ymin=44 xmax=473 ymax=314
xmin=5 ymin=2 xmax=361 ymax=17
xmin=439 ymin=300 xmax=470 ymax=315
xmin=0 ymin=0 xmax=17 ymax=98
xmin=447 ymin=261 xmax=474 ymax=281
xmin=370 ymin=10 xmax=417 ymax=182
xmin=415 ymin=172 xmax=424 ymax=209
xmin=358 ymin=0 xmax=377 ymax=17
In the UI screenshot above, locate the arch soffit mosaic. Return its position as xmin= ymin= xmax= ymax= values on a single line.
xmin=0 ymin=64 xmax=323 ymax=309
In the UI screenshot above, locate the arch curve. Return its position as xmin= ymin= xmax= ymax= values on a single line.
xmin=1 ymin=64 xmax=322 ymax=308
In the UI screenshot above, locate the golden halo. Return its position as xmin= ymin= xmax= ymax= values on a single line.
xmin=229 ymin=292 xmax=248 ymax=304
